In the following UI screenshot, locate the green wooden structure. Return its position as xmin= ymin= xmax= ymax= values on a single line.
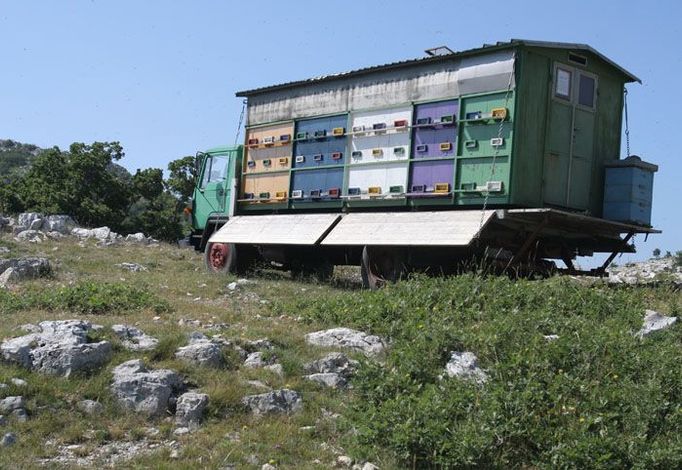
xmin=233 ymin=39 xmax=639 ymax=217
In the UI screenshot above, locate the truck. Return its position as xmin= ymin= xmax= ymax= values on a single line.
xmin=187 ymin=39 xmax=659 ymax=288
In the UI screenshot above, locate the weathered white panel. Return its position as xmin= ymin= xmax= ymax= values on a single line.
xmin=457 ymin=51 xmax=516 ymax=95
xmin=347 ymin=162 xmax=409 ymax=197
xmin=209 ymin=214 xmax=340 ymax=245
xmin=246 ymin=51 xmax=515 ymax=125
xmin=321 ymin=211 xmax=496 ymax=246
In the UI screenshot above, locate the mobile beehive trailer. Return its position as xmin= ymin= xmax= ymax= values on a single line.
xmin=192 ymin=40 xmax=659 ymax=288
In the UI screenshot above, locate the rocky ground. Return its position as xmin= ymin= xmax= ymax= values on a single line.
xmin=0 ymin=213 xmax=679 ymax=468
xmin=0 ymin=213 xmax=388 ymax=469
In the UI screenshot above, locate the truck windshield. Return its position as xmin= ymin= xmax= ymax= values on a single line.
xmin=200 ymin=155 xmax=229 ymax=188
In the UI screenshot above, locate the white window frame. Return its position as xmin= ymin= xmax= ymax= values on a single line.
xmin=554 ymin=65 xmax=573 ymax=101
xmin=552 ymin=63 xmax=598 ymax=112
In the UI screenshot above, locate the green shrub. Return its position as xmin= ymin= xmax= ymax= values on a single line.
xmin=282 ymin=275 xmax=682 ymax=468
xmin=0 ymin=281 xmax=170 ymax=314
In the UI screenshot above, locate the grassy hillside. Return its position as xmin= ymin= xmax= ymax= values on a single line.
xmin=0 ymin=234 xmax=680 ymax=468
xmin=0 ymin=140 xmax=41 ymax=179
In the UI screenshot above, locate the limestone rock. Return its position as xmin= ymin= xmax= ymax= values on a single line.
xmin=637 ymin=309 xmax=678 ymax=337
xmin=12 ymin=408 xmax=28 ymax=422
xmin=241 ymin=389 xmax=302 ymax=415
xmin=304 ymin=373 xmax=347 ymax=389
xmin=0 ymin=257 xmax=51 ymax=283
xmin=115 ymin=262 xmax=148 ymax=272
xmin=17 ymin=212 xmax=42 ymax=229
xmin=243 ymin=351 xmax=276 ymax=369
xmin=445 ymin=351 xmax=488 ymax=384
xmin=14 ymin=230 xmax=45 ymax=243
xmin=1 ymin=432 xmax=16 ymax=447
xmin=305 ymin=328 xmax=386 ymax=357
xmin=304 ymin=352 xmax=358 ymax=376
xmin=43 ymin=215 xmax=77 ymax=234
xmin=0 ymin=320 xmax=111 ymax=376
xmin=175 ymin=334 xmax=223 ymax=368
xmin=175 ymin=392 xmax=209 ymax=427
xmin=77 ymin=400 xmax=104 ymax=415
xmin=0 ymin=396 xmax=25 ymax=413
xmin=112 ymin=324 xmax=158 ymax=351
xmin=110 ymin=359 xmax=184 ymax=416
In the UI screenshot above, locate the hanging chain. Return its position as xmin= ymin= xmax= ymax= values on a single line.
xmin=234 ymin=99 xmax=247 ymax=146
xmin=476 ymin=51 xmax=516 ymax=237
xmin=623 ymin=88 xmax=631 ymax=157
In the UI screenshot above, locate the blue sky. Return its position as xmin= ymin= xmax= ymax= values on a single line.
xmin=1 ymin=0 xmax=679 ymax=261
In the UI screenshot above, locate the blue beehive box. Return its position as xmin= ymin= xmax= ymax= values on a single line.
xmin=603 ymin=156 xmax=658 ymax=226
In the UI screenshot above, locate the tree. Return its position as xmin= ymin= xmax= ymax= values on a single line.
xmin=15 ymin=142 xmax=130 ymax=229
xmin=653 ymin=248 xmax=661 ymax=258
xmin=132 ymin=168 xmax=164 ymax=200
xmin=166 ymin=156 xmax=197 ymax=205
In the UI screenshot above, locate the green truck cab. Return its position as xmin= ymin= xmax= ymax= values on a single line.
xmin=189 ymin=145 xmax=241 ymax=252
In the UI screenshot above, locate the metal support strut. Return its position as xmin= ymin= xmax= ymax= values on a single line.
xmin=594 ymin=231 xmax=635 ymax=276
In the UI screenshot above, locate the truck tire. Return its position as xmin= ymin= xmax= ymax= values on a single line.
xmin=361 ymin=246 xmax=406 ymax=290
xmin=204 ymin=242 xmax=237 ymax=274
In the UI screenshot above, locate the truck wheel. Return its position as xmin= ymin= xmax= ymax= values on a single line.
xmin=361 ymin=246 xmax=406 ymax=290
xmin=204 ymin=242 xmax=236 ymax=274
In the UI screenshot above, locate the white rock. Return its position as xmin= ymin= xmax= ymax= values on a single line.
xmin=0 ymin=396 xmax=25 ymax=413
xmin=115 ymin=262 xmax=148 ymax=272
xmin=173 ymin=427 xmax=191 ymax=436
xmin=244 ymin=351 xmax=275 ymax=369
xmin=241 ymin=389 xmax=302 ymax=415
xmin=43 ymin=215 xmax=76 ymax=234
xmin=71 ymin=227 xmax=94 ymax=238
xmin=1 ymin=432 xmax=16 ymax=447
xmin=17 ymin=212 xmax=42 ymax=229
xmin=29 ymin=218 xmax=43 ymax=231
xmin=304 ymin=373 xmax=347 ymax=389
xmin=304 ymin=352 xmax=358 ymax=376
xmin=337 ymin=455 xmax=353 ymax=467
xmin=125 ymin=233 xmax=148 ymax=244
xmin=111 ymin=324 xmax=158 ymax=351
xmin=14 ymin=230 xmax=45 ymax=242
xmin=444 ymin=351 xmax=488 ymax=384
xmin=175 ymin=392 xmax=209 ymax=427
xmin=0 ymin=320 xmax=111 ymax=376
xmin=92 ymin=227 xmax=111 ymax=240
xmin=0 ymin=257 xmax=51 ymax=284
xmin=637 ymin=309 xmax=678 ymax=337
xmin=10 ymin=378 xmax=27 ymax=387
xmin=262 ymin=464 xmax=277 ymax=470
xmin=77 ymin=400 xmax=104 ymax=415
xmin=12 ymin=408 xmax=28 ymax=422
xmin=175 ymin=335 xmax=224 ymax=368
xmin=110 ymin=359 xmax=184 ymax=416
xmin=305 ymin=328 xmax=386 ymax=357
xmin=543 ymin=334 xmax=560 ymax=341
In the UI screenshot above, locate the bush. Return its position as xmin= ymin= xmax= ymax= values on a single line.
xmin=281 ymin=275 xmax=682 ymax=468
xmin=0 ymin=281 xmax=170 ymax=315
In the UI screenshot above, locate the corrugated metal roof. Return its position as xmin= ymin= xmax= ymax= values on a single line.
xmin=236 ymin=39 xmax=639 ymax=97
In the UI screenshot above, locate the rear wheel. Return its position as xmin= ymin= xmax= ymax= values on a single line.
xmin=361 ymin=246 xmax=406 ymax=290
